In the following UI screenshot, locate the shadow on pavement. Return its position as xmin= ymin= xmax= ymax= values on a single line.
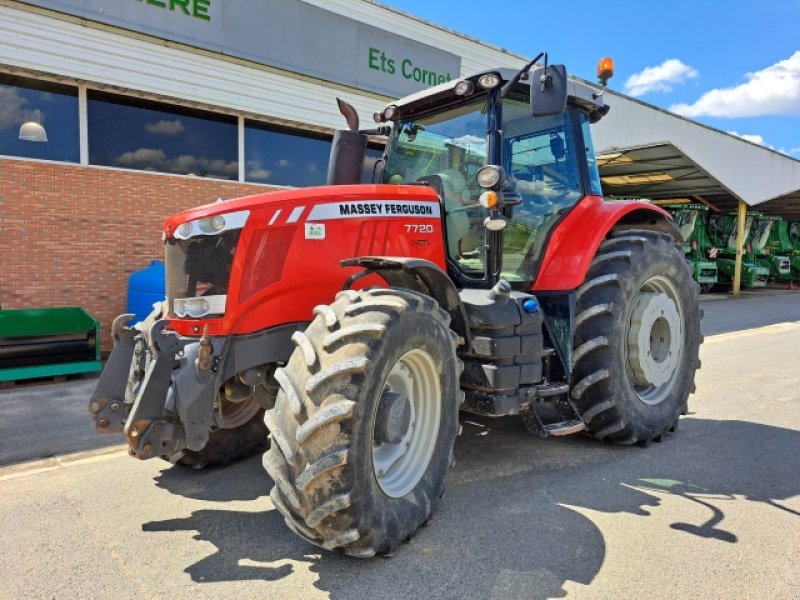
xmin=153 ymin=453 xmax=270 ymax=503
xmin=142 ymin=416 xmax=800 ymax=599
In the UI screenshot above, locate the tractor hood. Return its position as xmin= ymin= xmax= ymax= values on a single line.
xmin=162 ymin=184 xmax=440 ymax=240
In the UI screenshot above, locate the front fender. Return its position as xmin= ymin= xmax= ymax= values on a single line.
xmin=341 ymin=256 xmax=471 ymax=347
xmin=533 ymin=196 xmax=675 ymax=291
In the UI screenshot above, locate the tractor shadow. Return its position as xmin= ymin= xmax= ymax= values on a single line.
xmin=144 ymin=417 xmax=800 ymax=599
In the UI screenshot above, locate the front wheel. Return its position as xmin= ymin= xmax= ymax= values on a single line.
xmin=571 ymin=230 xmax=702 ymax=445
xmin=167 ymin=395 xmax=268 ymax=469
xmin=264 ymin=288 xmax=461 ymax=557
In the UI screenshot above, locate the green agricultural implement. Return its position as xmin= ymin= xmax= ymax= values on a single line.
xmin=661 ymin=203 xmax=718 ymax=293
xmin=749 ymin=213 xmax=793 ymax=282
xmin=758 ymin=215 xmax=800 ymax=280
xmin=708 ymin=212 xmax=769 ymax=289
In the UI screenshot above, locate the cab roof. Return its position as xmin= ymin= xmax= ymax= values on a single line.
xmin=382 ymin=67 xmax=609 ymax=123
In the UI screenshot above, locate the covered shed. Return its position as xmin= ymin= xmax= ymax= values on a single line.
xmin=590 ymin=88 xmax=800 ymax=294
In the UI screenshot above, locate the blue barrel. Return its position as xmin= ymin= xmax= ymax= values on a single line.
xmin=127 ymin=260 xmax=166 ymax=324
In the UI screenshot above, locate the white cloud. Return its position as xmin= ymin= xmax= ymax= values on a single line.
xmin=727 ymin=131 xmax=768 ymax=146
xmin=790 ymin=147 xmax=800 ymax=155
xmin=276 ymin=159 xmax=291 ymax=168
xmin=246 ymin=160 xmax=272 ymax=181
xmin=145 ymin=119 xmax=185 ymax=135
xmin=670 ymin=51 xmax=800 ymax=117
xmin=0 ymin=87 xmax=26 ymax=131
xmin=624 ymin=59 xmax=699 ymax=97
xmin=117 ymin=148 xmax=167 ymax=169
xmin=116 ymin=147 xmax=237 ymax=177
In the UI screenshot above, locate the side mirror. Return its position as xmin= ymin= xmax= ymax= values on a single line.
xmin=530 ymin=64 xmax=567 ymax=117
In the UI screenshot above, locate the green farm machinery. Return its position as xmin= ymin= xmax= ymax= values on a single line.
xmin=752 ymin=214 xmax=800 ymax=281
xmin=661 ymin=203 xmax=718 ymax=292
xmin=708 ymin=212 xmax=769 ymax=289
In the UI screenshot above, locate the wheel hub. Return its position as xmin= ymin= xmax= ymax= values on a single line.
xmin=628 ymin=292 xmax=682 ymax=391
xmin=374 ymin=391 xmax=412 ymax=445
xmin=372 ymin=349 xmax=441 ymax=498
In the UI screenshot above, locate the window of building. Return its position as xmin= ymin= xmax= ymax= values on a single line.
xmin=245 ymin=122 xmax=331 ymax=187
xmin=87 ymin=91 xmax=237 ymax=179
xmin=0 ymin=74 xmax=79 ymax=163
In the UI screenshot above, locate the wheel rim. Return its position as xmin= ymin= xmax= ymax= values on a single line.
xmin=626 ymin=275 xmax=684 ymax=406
xmin=219 ymin=396 xmax=260 ymax=429
xmin=373 ymin=348 xmax=441 ymax=498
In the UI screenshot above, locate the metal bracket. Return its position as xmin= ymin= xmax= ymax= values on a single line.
xmin=87 ymin=313 xmax=137 ymax=433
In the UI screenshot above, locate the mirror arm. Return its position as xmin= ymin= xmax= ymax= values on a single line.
xmin=499 ymin=51 xmax=546 ymax=100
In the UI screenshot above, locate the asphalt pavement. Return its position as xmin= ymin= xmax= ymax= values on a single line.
xmin=0 ymin=289 xmax=798 ymax=599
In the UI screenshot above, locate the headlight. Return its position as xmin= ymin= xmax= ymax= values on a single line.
xmin=174 ymin=298 xmax=211 ymax=318
xmin=478 ymin=73 xmax=501 ymax=89
xmin=453 ymin=80 xmax=474 ymax=96
xmin=476 ymin=165 xmax=506 ymax=189
xmin=172 ymin=210 xmax=250 ymax=239
xmin=199 ymin=215 xmax=225 ymax=234
xmin=382 ymin=105 xmax=398 ymax=121
xmin=173 ymin=294 xmax=227 ymax=318
xmin=177 ymin=222 xmax=193 ymax=238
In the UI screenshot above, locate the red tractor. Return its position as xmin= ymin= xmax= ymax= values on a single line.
xmin=89 ymin=56 xmax=701 ymax=557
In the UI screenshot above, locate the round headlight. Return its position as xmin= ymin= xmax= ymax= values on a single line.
xmin=484 ymin=215 xmax=508 ymax=232
xmin=453 ymin=80 xmax=474 ymax=96
xmin=177 ymin=222 xmax=193 ymax=238
xmin=199 ymin=215 xmax=225 ymax=233
xmin=382 ymin=105 xmax=398 ymax=121
xmin=478 ymin=73 xmax=502 ymax=89
xmin=476 ymin=165 xmax=506 ymax=189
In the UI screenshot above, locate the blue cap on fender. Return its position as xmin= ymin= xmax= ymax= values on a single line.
xmin=522 ymin=298 xmax=539 ymax=314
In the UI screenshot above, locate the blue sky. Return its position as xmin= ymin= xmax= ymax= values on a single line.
xmin=382 ymin=0 xmax=800 ymax=158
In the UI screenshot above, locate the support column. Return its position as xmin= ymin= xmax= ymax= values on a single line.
xmin=78 ymin=85 xmax=88 ymax=166
xmin=732 ymin=199 xmax=747 ymax=297
xmin=238 ymin=116 xmax=245 ymax=183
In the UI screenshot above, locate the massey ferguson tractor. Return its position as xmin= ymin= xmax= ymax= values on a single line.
xmin=88 ymin=55 xmax=701 ymax=557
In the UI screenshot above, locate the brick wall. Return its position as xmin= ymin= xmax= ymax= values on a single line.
xmin=0 ymin=157 xmax=278 ymax=351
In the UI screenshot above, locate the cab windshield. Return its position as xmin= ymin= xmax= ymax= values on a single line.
xmin=383 ymin=99 xmax=489 ymax=278
xmin=383 ymin=95 xmax=590 ymax=284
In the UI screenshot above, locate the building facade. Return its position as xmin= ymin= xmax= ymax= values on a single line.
xmin=0 ymin=0 xmax=521 ymax=342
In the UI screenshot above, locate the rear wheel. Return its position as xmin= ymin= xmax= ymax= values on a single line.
xmin=263 ymin=288 xmax=461 ymax=557
xmin=571 ymin=230 xmax=702 ymax=444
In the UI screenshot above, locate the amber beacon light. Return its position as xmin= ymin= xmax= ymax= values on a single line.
xmin=597 ymin=57 xmax=614 ymax=86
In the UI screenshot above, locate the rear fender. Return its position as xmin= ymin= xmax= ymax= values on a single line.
xmin=533 ymin=196 xmax=677 ymax=291
xmin=341 ymin=256 xmax=471 ymax=347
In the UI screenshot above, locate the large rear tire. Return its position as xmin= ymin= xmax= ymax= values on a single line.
xmin=263 ymin=288 xmax=461 ymax=557
xmin=571 ymin=230 xmax=702 ymax=445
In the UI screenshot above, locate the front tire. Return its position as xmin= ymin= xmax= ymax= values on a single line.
xmin=263 ymin=288 xmax=461 ymax=557
xmin=168 ymin=396 xmax=268 ymax=469
xmin=571 ymin=230 xmax=702 ymax=445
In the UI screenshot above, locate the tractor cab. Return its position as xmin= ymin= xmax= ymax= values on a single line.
xmin=368 ymin=64 xmax=609 ymax=288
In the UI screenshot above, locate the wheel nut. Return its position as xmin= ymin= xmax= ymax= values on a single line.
xmin=110 ymin=402 xmax=120 ymax=412
xmin=98 ymin=418 xmax=109 ymax=428
xmin=142 ymin=443 xmax=153 ymax=456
